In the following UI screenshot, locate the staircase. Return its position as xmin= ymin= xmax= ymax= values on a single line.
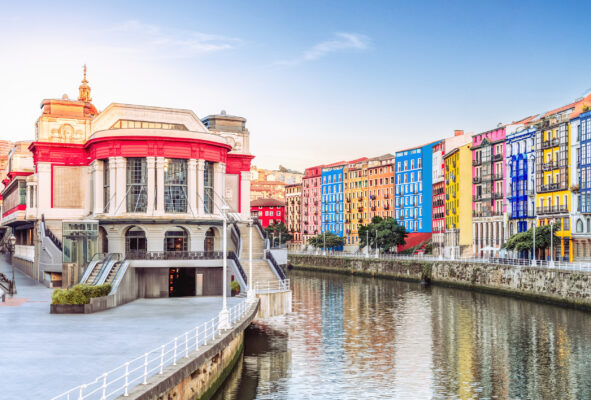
xmin=104 ymin=262 xmax=122 ymax=284
xmin=86 ymin=263 xmax=103 ymax=285
xmin=238 ymin=222 xmax=278 ymax=290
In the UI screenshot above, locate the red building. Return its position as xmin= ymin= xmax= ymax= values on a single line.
xmin=250 ymin=198 xmax=285 ymax=228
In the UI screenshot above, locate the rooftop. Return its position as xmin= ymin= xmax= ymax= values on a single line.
xmin=250 ymin=198 xmax=286 ymax=207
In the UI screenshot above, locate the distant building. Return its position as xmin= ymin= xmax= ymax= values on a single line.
xmin=367 ymin=154 xmax=396 ymax=221
xmin=571 ymin=107 xmax=591 ymax=260
xmin=250 ymin=180 xmax=286 ymax=201
xmin=301 ymin=165 xmax=323 ymax=243
xmin=344 ymin=158 xmax=369 ymax=248
xmin=249 ymin=165 xmax=303 ymax=202
xmin=250 ymin=198 xmax=285 ymax=228
xmin=321 ymin=163 xmax=346 ymax=239
xmin=285 ymin=183 xmax=302 ymax=245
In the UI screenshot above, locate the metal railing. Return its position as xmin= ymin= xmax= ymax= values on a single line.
xmin=50 ymin=300 xmax=252 ymax=400
xmin=126 ymin=251 xmax=223 ymax=260
xmin=288 ymin=251 xmax=591 ymax=272
xmin=255 ymin=279 xmax=290 ymax=293
xmin=265 ymin=250 xmax=287 ymax=281
xmin=227 ymin=251 xmax=247 ymax=286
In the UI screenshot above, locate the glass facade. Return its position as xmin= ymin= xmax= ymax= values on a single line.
xmin=62 ymin=221 xmax=99 ymax=267
xmin=164 ymin=158 xmax=187 ymax=213
xmin=126 ymin=158 xmax=147 ymax=213
xmin=103 ymin=159 xmax=110 ymax=213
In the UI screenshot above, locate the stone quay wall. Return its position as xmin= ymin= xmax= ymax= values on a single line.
xmin=119 ymin=300 xmax=258 ymax=400
xmin=288 ymin=254 xmax=591 ymax=310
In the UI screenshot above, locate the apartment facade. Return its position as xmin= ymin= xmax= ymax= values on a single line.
xmin=343 ymin=158 xmax=369 ymax=248
xmin=321 ymin=164 xmax=345 ymax=237
xmin=367 ymin=154 xmax=396 ymax=221
xmin=301 ymin=165 xmax=323 ymax=243
xmin=285 ymin=183 xmax=302 ymax=245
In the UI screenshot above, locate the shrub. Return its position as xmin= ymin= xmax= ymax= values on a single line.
xmin=230 ymin=281 xmax=240 ymax=293
xmin=51 ymin=283 xmax=112 ymax=305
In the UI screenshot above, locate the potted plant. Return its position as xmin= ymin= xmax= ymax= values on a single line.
xmin=230 ymin=280 xmax=240 ymax=296
xmin=570 ymin=184 xmax=580 ymax=193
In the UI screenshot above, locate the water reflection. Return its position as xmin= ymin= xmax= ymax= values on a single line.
xmin=214 ymin=271 xmax=591 ymax=399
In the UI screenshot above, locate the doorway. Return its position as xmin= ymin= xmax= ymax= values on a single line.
xmin=204 ymin=228 xmax=215 ymax=252
xmin=169 ymin=268 xmax=196 ymax=297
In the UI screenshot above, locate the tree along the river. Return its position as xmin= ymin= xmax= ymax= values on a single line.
xmin=358 ymin=216 xmax=408 ymax=253
xmin=264 ymin=222 xmax=292 ymax=246
xmin=502 ymin=224 xmax=559 ymax=256
xmin=307 ymin=232 xmax=345 ymax=250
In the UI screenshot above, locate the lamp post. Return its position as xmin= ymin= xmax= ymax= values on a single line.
xmin=219 ymin=205 xmax=231 ymax=330
xmin=532 ymin=216 xmax=537 ymax=266
xmin=374 ymin=229 xmax=379 ymax=258
xmin=8 ymin=234 xmax=16 ymax=295
xmin=365 ymin=230 xmax=369 ymax=258
xmin=247 ymin=219 xmax=256 ymax=303
xmin=322 ymin=231 xmax=326 ymax=256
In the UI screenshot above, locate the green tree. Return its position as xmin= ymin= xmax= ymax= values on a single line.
xmin=358 ymin=217 xmax=407 ymax=252
xmin=503 ymin=224 xmax=559 ymax=256
xmin=308 ymin=232 xmax=345 ymax=249
xmin=265 ymin=222 xmax=292 ymax=246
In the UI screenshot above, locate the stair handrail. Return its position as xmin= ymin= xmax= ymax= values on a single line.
xmin=91 ymin=253 xmax=120 ymax=285
xmin=232 ymin=222 xmax=242 ymax=258
xmin=109 ymin=259 xmax=129 ymax=294
xmin=41 ymin=214 xmax=63 ymax=251
xmin=80 ymin=253 xmax=107 ymax=284
xmin=265 ymin=249 xmax=287 ymax=281
xmin=228 ymin=251 xmax=247 ymax=287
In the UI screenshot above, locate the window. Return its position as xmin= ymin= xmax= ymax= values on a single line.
xmin=164 ymin=158 xmax=187 ymax=213
xmin=204 ymin=161 xmax=214 ymax=213
xmin=111 ymin=119 xmax=188 ymax=131
xmin=165 ymin=227 xmax=188 ymax=252
xmin=126 ymin=158 xmax=147 ymax=212
xmin=103 ymin=159 xmax=110 ymax=212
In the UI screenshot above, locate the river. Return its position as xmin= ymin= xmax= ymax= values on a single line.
xmin=213 ymin=270 xmax=591 ymax=399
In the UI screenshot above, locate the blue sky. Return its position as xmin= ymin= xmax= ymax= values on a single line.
xmin=1 ymin=1 xmax=590 ymax=170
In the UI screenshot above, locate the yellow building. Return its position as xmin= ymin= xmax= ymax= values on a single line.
xmin=443 ymin=143 xmax=473 ymax=258
xmin=535 ymin=113 xmax=572 ymax=262
xmin=344 ymin=158 xmax=369 ymax=248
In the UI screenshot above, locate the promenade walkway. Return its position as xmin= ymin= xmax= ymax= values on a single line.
xmin=0 ymin=257 xmax=240 ymax=400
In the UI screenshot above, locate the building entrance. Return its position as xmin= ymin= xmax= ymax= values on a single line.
xmin=169 ymin=268 xmax=196 ymax=297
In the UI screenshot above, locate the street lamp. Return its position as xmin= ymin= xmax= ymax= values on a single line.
xmin=549 ymin=220 xmax=555 ymax=267
xmin=322 ymin=231 xmax=326 ymax=256
xmin=247 ymin=219 xmax=256 ymax=303
xmin=374 ymin=229 xmax=379 ymax=258
xmin=532 ymin=215 xmax=537 ymax=266
xmin=218 ymin=205 xmax=231 ymax=330
xmin=8 ymin=234 xmax=16 ymax=295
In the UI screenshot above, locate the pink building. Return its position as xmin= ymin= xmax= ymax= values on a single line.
xmin=471 ymin=127 xmax=507 ymax=257
xmin=301 ymin=165 xmax=323 ymax=244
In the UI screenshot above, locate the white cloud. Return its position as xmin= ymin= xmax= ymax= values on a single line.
xmin=108 ymin=19 xmax=241 ymax=57
xmin=277 ymin=32 xmax=370 ymax=65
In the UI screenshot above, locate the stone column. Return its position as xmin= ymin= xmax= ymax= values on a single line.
xmin=240 ymin=170 xmax=251 ymax=219
xmin=187 ymin=159 xmax=197 ymax=216
xmin=108 ymin=157 xmax=117 ymax=215
xmin=114 ymin=157 xmax=126 ymax=215
xmin=91 ymin=160 xmax=104 ymax=215
xmin=146 ymin=157 xmax=155 ymax=215
xmin=197 ymin=160 xmax=205 ymax=216
xmin=155 ymin=157 xmax=165 ymax=215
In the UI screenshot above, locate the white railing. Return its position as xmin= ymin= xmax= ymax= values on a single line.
xmin=288 ymin=251 xmax=591 ymax=273
xmin=14 ymin=244 xmax=35 ymax=262
xmin=50 ymin=300 xmax=252 ymax=400
xmin=255 ymin=279 xmax=290 ymax=293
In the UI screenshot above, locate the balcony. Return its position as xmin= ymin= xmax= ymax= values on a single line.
xmin=472 ymin=210 xmax=503 ymax=218
xmin=358 ymin=218 xmax=363 ymax=223
xmin=492 ymin=192 xmax=503 ymax=199
xmin=358 ymin=207 xmax=364 ymax=212
xmin=473 ymin=176 xmax=482 ymax=184
xmin=472 ymin=159 xmax=482 ymax=166
xmin=540 ymin=182 xmax=567 ymax=193
xmin=492 ymin=153 xmax=502 ymax=161
xmin=541 ymin=138 xmax=560 ymax=149
xmin=536 ymin=205 xmax=568 ymax=215
xmin=542 ymin=161 xmax=558 ymax=171
xmin=127 ymin=251 xmax=224 ymax=260
xmin=493 ymin=173 xmax=503 ymax=181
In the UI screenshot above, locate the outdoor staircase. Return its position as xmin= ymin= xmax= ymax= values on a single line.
xmin=238 ymin=222 xmax=278 ymax=289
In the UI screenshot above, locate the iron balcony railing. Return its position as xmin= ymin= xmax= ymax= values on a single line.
xmin=472 ymin=210 xmax=504 ymax=217
xmin=536 ymin=205 xmax=568 ymax=215
xmin=542 ymin=161 xmax=558 ymax=171
xmin=541 ymin=138 xmax=560 ymax=149
xmin=540 ymin=182 xmax=567 ymax=193
xmin=492 ymin=153 xmax=502 ymax=161
xmin=473 ymin=176 xmax=482 ymax=184
xmin=472 ymin=159 xmax=482 ymax=166
xmin=126 ymin=251 xmax=224 ymax=260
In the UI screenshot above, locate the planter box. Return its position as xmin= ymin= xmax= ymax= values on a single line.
xmin=50 ymin=304 xmax=89 ymax=314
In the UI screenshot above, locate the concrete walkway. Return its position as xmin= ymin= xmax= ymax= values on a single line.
xmin=0 ymin=257 xmax=241 ymax=399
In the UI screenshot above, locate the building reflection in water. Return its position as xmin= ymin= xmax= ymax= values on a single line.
xmin=214 ymin=271 xmax=591 ymax=399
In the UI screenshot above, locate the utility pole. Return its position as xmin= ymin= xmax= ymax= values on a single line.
xmin=549 ymin=221 xmax=555 ymax=267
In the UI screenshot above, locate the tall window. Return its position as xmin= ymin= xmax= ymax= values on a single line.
xmin=126 ymin=158 xmax=147 ymax=212
xmin=204 ymin=161 xmax=214 ymax=213
xmin=164 ymin=158 xmax=187 ymax=213
xmin=103 ymin=159 xmax=110 ymax=213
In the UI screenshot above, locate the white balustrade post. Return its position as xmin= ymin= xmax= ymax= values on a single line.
xmin=124 ymin=362 xmax=129 ymax=396
xmin=195 ymin=327 xmax=199 ymax=351
xmin=185 ymin=332 xmax=189 ymax=358
xmin=101 ymin=373 xmax=107 ymax=400
xmin=219 ymin=206 xmax=231 ymax=330
xmin=159 ymin=345 xmax=164 ymax=374
xmin=173 ymin=338 xmax=178 ymax=365
xmin=78 ymin=384 xmax=85 ymax=400
xmin=143 ymin=353 xmax=148 ymax=384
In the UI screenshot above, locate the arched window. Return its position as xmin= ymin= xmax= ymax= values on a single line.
xmin=165 ymin=227 xmax=188 ymax=252
xmin=577 ymin=219 xmax=583 ymax=233
xmin=204 ymin=228 xmax=216 ymax=252
xmin=125 ymin=226 xmax=146 ymax=255
xmin=587 ymin=218 xmax=591 ymax=233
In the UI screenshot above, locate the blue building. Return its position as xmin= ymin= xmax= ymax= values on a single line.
xmin=506 ymin=127 xmax=536 ymax=236
xmin=321 ymin=164 xmax=345 ymax=238
xmin=395 ymin=141 xmax=439 ymax=233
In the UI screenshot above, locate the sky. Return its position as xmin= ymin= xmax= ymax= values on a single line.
xmin=1 ymin=0 xmax=591 ymax=171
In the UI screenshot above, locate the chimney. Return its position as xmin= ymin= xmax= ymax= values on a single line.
xmin=454 ymin=130 xmax=464 ymax=137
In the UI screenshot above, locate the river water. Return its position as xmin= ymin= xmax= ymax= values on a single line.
xmin=213 ymin=270 xmax=591 ymax=399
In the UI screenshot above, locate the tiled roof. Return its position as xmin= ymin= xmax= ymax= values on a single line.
xmin=250 ymin=198 xmax=285 ymax=207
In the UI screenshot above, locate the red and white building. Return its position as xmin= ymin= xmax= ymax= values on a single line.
xmin=250 ymin=198 xmax=285 ymax=228
xmin=2 ymin=69 xmax=254 ymax=293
